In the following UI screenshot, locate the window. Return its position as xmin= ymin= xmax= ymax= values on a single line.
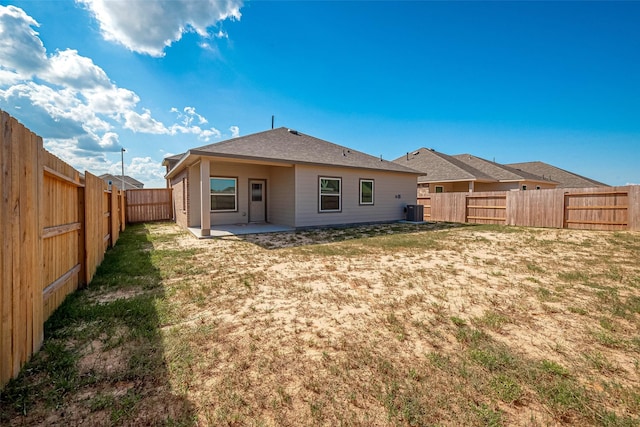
xmin=251 ymin=183 xmax=263 ymax=202
xmin=522 ymin=185 xmax=527 ymax=191
xmin=181 ymin=178 xmax=187 ymax=212
xmin=536 ymin=186 xmax=541 ymax=190
xmin=210 ymin=177 xmax=237 ymax=211
xmin=319 ymin=177 xmax=341 ymax=212
xmin=360 ymin=179 xmax=374 ymax=205
xmin=435 ymin=186 xmax=444 ymax=193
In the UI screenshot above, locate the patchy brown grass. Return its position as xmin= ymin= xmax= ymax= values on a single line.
xmin=2 ymin=222 xmax=639 ymax=426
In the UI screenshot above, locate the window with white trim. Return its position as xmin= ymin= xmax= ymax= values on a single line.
xmin=319 ymin=177 xmax=341 ymax=212
xmin=359 ymin=179 xmax=374 ymax=205
xmin=210 ymin=177 xmax=237 ymax=211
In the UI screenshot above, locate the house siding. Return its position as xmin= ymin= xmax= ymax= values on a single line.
xmin=170 ymin=170 xmax=189 ymax=229
xmin=269 ymin=166 xmax=296 ymax=227
xmin=188 ymin=164 xmax=201 ymax=227
xmin=205 ymin=161 xmax=272 ymax=225
xmin=294 ymin=164 xmax=416 ymax=228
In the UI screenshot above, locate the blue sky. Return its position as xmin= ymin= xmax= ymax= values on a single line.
xmin=1 ymin=0 xmax=638 ymax=187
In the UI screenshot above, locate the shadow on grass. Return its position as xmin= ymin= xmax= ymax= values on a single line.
xmin=0 ymin=224 xmax=196 ymax=426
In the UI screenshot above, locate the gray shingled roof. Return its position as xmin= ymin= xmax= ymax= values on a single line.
xmin=167 ymin=127 xmax=420 ymax=174
xmin=452 ymin=154 xmax=554 ymax=183
xmin=506 ymin=161 xmax=608 ymax=188
xmin=393 ymin=148 xmax=495 ymax=182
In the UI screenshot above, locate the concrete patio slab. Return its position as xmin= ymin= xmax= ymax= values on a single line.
xmin=187 ymin=223 xmax=295 ymax=238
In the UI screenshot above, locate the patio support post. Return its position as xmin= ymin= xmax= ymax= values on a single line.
xmin=200 ymin=160 xmax=211 ymax=236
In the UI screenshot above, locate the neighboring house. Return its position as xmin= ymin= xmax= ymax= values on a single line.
xmin=451 ymin=154 xmax=558 ymax=191
xmin=99 ymin=174 xmax=144 ymax=191
xmin=393 ymin=148 xmax=557 ymax=194
xmin=505 ymin=161 xmax=609 ymax=188
xmin=163 ymin=127 xmax=422 ymax=236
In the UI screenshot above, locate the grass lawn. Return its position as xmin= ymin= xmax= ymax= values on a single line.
xmin=1 ymin=221 xmax=639 ymax=426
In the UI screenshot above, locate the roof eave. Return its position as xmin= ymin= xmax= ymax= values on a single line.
xmin=165 ymin=150 xmax=422 ymax=180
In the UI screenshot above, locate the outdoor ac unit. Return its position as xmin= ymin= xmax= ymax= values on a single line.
xmin=405 ymin=204 xmax=424 ymax=222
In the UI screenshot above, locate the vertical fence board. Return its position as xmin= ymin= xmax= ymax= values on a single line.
xmin=1 ymin=111 xmax=13 ymax=384
xmin=84 ymin=172 xmax=106 ymax=285
xmin=10 ymin=117 xmax=24 ymax=376
xmin=18 ymin=123 xmax=40 ymax=369
xmin=33 ymin=143 xmax=44 ymax=351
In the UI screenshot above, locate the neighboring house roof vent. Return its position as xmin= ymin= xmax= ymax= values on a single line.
xmin=287 ymin=129 xmax=299 ymax=135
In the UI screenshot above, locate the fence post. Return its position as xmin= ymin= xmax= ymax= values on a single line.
xmin=628 ymin=185 xmax=640 ymax=231
xmin=120 ymin=190 xmax=126 ymax=231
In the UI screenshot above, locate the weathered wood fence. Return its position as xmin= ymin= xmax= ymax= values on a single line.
xmin=418 ymin=186 xmax=640 ymax=231
xmin=1 ymin=111 xmax=126 ymax=388
xmin=126 ymin=188 xmax=173 ymax=223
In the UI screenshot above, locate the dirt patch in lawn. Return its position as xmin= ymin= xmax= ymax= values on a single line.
xmin=2 ymin=222 xmax=639 ymax=426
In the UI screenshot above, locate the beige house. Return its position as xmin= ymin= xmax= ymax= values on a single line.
xmin=163 ymin=127 xmax=421 ymax=236
xmin=393 ymin=148 xmax=557 ymax=194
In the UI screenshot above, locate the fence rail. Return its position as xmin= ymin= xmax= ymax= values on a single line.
xmin=418 ymin=186 xmax=640 ymax=231
xmin=1 ymin=111 xmax=125 ymax=388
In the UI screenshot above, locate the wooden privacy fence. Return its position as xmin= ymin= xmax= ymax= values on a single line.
xmin=126 ymin=188 xmax=173 ymax=223
xmin=418 ymin=186 xmax=640 ymax=231
xmin=1 ymin=111 xmax=126 ymax=388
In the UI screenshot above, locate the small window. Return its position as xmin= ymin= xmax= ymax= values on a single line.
xmin=251 ymin=183 xmax=262 ymax=202
xmin=319 ymin=177 xmax=341 ymax=212
xmin=435 ymin=186 xmax=444 ymax=193
xmin=360 ymin=179 xmax=374 ymax=205
xmin=210 ymin=177 xmax=237 ymax=211
xmin=536 ymin=186 xmax=541 ymax=190
xmin=522 ymin=185 xmax=527 ymax=191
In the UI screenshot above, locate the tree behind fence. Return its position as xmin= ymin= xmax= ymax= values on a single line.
xmin=1 ymin=111 xmax=126 ymax=388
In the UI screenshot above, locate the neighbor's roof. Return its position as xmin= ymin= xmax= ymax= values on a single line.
xmin=393 ymin=148 xmax=495 ymax=183
xmin=164 ymin=127 xmax=421 ymax=176
xmin=452 ymin=154 xmax=555 ymax=183
xmin=98 ymin=174 xmax=144 ymax=189
xmin=506 ymin=161 xmax=609 ymax=188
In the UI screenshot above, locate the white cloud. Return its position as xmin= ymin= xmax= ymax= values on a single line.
xmin=78 ymin=0 xmax=243 ymax=57
xmin=124 ymin=109 xmax=169 ymax=134
xmin=44 ymin=49 xmax=111 ymax=89
xmin=229 ymin=125 xmax=240 ymax=138
xmin=169 ymin=107 xmax=222 ymax=141
xmin=0 ymin=5 xmax=47 ymax=76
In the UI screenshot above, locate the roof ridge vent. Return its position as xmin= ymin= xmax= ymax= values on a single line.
xmin=287 ymin=129 xmax=299 ymax=135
